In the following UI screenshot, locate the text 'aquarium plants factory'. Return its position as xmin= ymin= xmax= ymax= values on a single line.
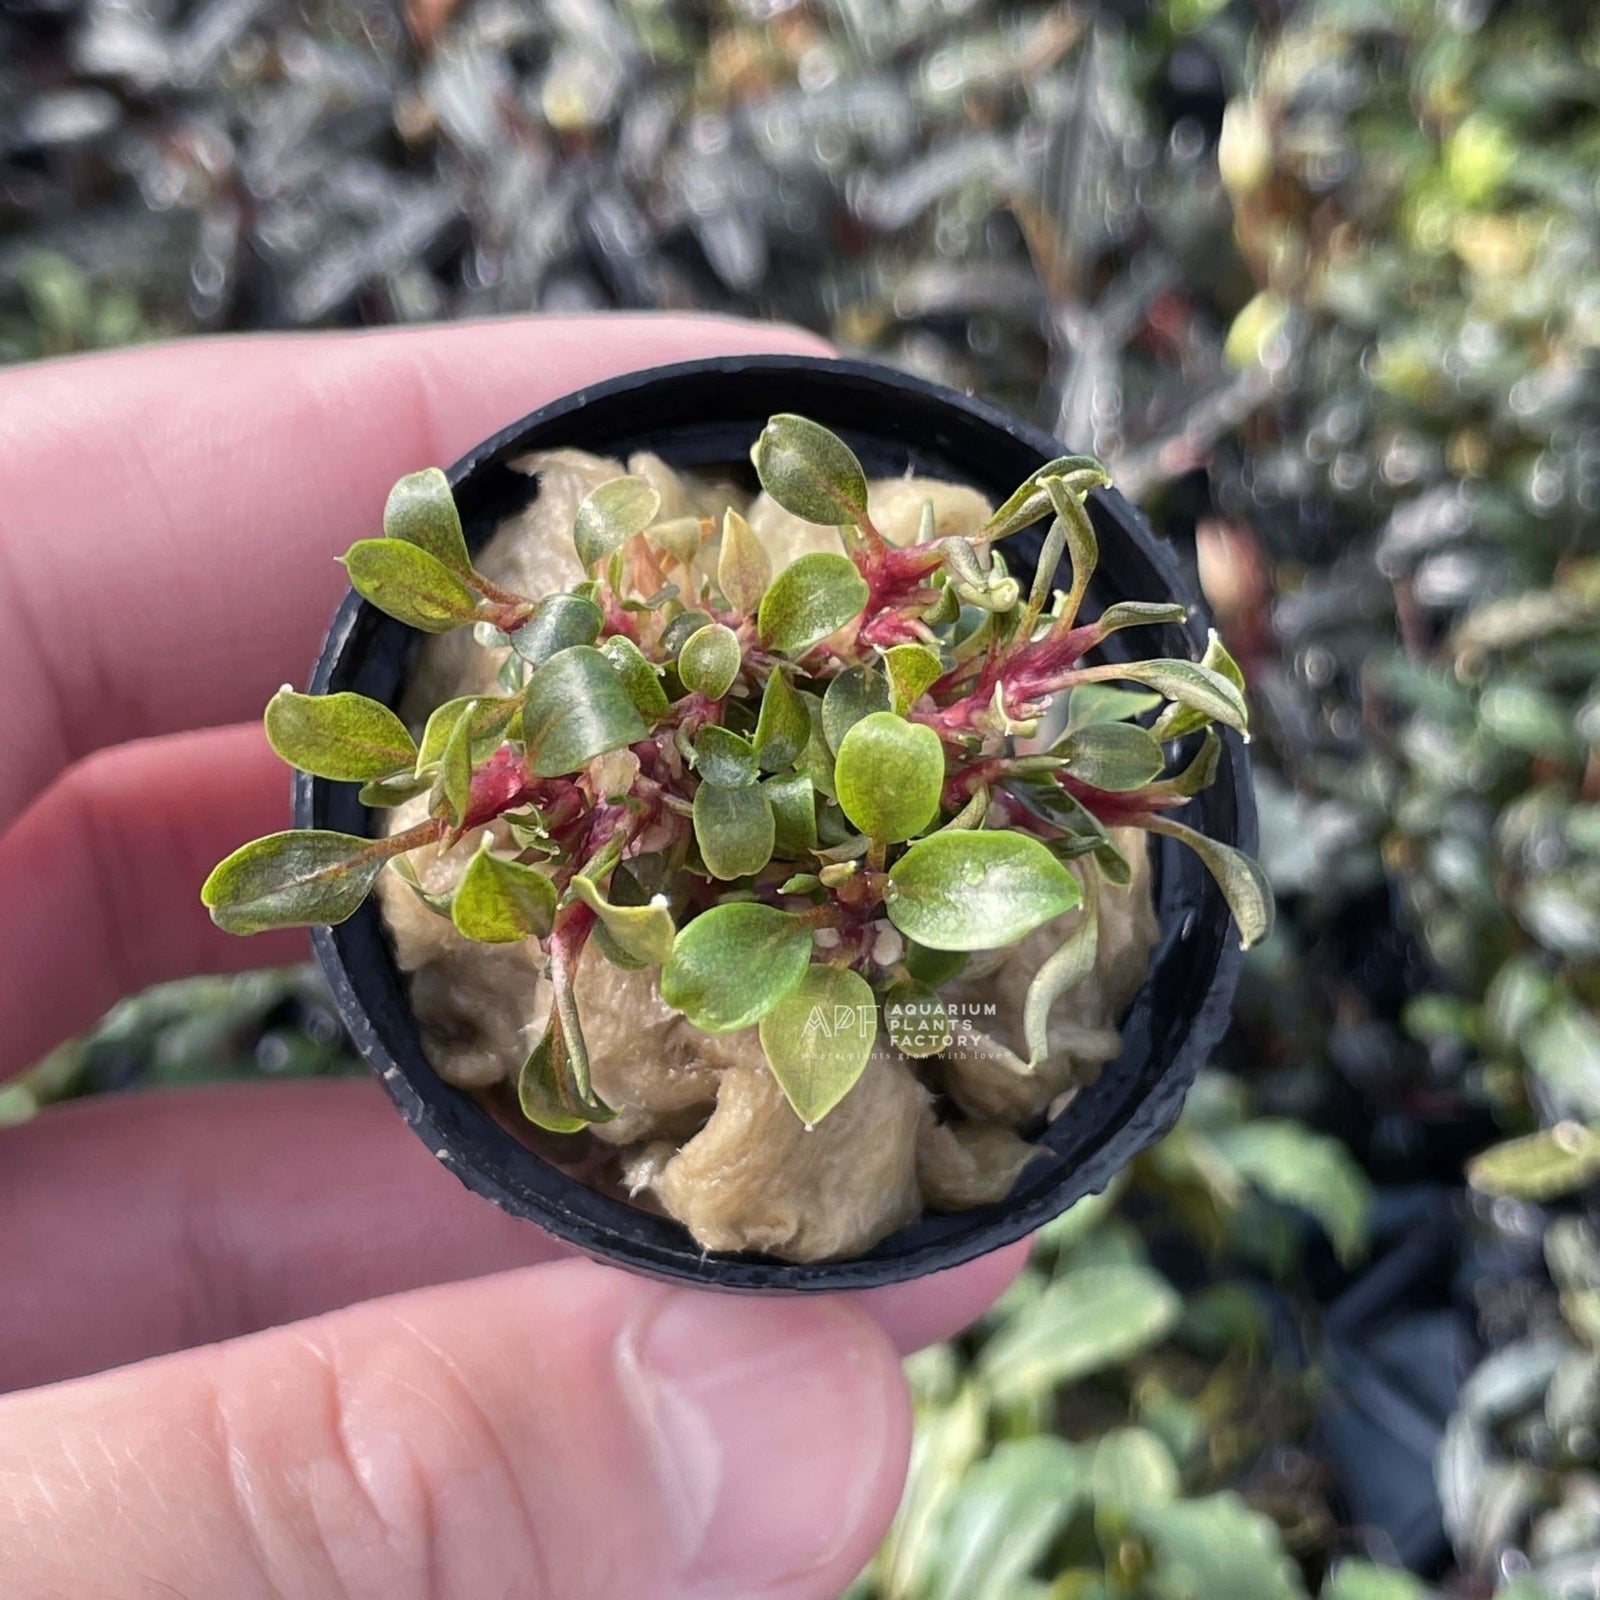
xmin=202 ymin=356 xmax=1266 ymax=1289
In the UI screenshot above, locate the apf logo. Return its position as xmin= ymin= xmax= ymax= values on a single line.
xmin=801 ymin=1003 xmax=877 ymax=1039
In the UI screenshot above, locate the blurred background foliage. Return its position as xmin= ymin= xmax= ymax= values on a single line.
xmin=4 ymin=0 xmax=1600 ymax=1592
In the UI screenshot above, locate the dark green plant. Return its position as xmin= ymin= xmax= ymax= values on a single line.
xmin=203 ymin=415 xmax=1269 ymax=1132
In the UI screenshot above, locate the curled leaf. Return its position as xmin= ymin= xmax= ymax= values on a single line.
xmin=754 ymin=667 xmax=810 ymax=770
xmin=1022 ymin=875 xmax=1098 ymax=1066
xmin=572 ymin=875 xmax=675 ymax=969
xmin=882 ymin=643 xmax=944 ymax=715
xmin=600 ymin=635 xmax=670 ymax=722
xmin=1144 ymin=814 xmax=1274 ymax=949
xmin=451 ymin=842 xmax=557 ymax=942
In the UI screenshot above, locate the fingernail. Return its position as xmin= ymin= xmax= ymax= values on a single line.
xmin=619 ymin=1290 xmax=904 ymax=1599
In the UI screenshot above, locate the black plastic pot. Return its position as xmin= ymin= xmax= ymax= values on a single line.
xmin=296 ymin=354 xmax=1257 ymax=1292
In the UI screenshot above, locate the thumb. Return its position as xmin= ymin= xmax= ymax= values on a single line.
xmin=1 ymin=1258 xmax=911 ymax=1600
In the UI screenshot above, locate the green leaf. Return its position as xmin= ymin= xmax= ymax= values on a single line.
xmin=694 ymin=781 xmax=775 ymax=880
xmin=982 ymin=454 xmax=1110 ymax=543
xmin=383 ymin=467 xmax=472 ymax=577
xmin=835 ymin=712 xmax=946 ymax=843
xmin=1144 ymin=815 xmax=1274 ymax=949
xmin=1082 ymin=658 xmax=1248 ymax=734
xmin=1044 ymin=477 xmax=1098 ymax=626
xmin=1055 ymin=722 xmax=1166 ymax=791
xmin=516 ymin=1016 xmax=612 ymax=1132
xmin=1321 ymin=1561 xmax=1431 ymax=1600
xmin=758 ymin=963 xmax=878 ymax=1125
xmin=751 ymin=413 xmax=870 ymax=526
xmin=927 ymin=1438 xmax=1089 ymax=1600
xmin=977 ymin=1262 xmax=1181 ymax=1401
xmin=523 ymin=646 xmax=648 ymax=777
xmin=764 ymin=771 xmax=818 ymax=856
xmin=1093 ymin=600 xmax=1189 ymax=636
xmin=795 ymin=690 xmax=838 ymax=800
xmin=358 ymin=771 xmax=433 ymax=808
xmin=693 ymin=725 xmax=759 ymax=787
xmin=1163 ymin=728 xmax=1222 ymax=797
xmin=887 ymin=829 xmax=1082 ymax=951
xmin=433 ymin=706 xmax=475 ymax=828
xmin=450 ymin=843 xmax=557 ymax=942
xmin=1091 ymin=1428 xmax=1180 ymax=1523
xmin=417 ymin=695 xmax=518 ymax=769
xmin=717 ymin=506 xmax=771 ymax=613
xmin=600 ymin=635 xmax=670 ymax=722
xmin=1008 ymin=778 xmax=1132 ymax=883
xmin=1135 ymin=1493 xmax=1306 ymax=1600
xmin=660 ymin=608 xmax=715 ymax=656
xmin=573 ymin=475 xmax=660 ymax=569
xmin=202 ymin=830 xmax=384 ymax=934
xmin=822 ymin=664 xmax=892 ymax=752
xmin=758 ymin=552 xmax=870 ymax=656
xmin=904 ymin=943 xmax=967 ymax=986
xmin=1022 ymin=891 xmax=1097 ymax=1066
xmin=883 ymin=980 xmax=952 ymax=1057
xmin=678 ymin=622 xmax=742 ymax=699
xmin=1067 ymin=684 xmax=1164 ymax=730
xmin=264 ymin=688 xmax=417 ymax=782
xmin=1207 ymin=1119 xmax=1371 ymax=1265
xmin=572 ymin=875 xmax=674 ymax=969
xmin=660 ymin=903 xmax=813 ymax=1031
xmin=754 ymin=668 xmax=810 ymax=770
xmin=342 ymin=538 xmax=480 ymax=633
xmin=1153 ymin=632 xmax=1248 ymax=741
xmin=883 ymin=643 xmax=944 ymax=715
xmin=510 ymin=592 xmax=604 ymax=668
xmin=1467 ymin=1121 xmax=1600 ymax=1202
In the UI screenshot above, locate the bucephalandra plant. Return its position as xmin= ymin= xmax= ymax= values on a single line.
xmin=203 ymin=414 xmax=1271 ymax=1133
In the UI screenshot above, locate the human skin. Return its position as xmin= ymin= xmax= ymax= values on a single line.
xmin=0 ymin=316 xmax=1026 ymax=1599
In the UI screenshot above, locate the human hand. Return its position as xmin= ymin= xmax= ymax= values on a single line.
xmin=0 ymin=316 xmax=1026 ymax=1599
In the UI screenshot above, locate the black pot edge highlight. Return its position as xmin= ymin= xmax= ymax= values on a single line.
xmin=296 ymin=352 xmax=1258 ymax=1293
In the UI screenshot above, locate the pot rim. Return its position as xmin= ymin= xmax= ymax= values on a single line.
xmin=297 ymin=352 xmax=1257 ymax=1291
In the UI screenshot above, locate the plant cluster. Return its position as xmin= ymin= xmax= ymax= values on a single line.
xmin=203 ymin=414 xmax=1268 ymax=1132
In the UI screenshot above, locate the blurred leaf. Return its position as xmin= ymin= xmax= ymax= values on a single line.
xmin=978 ymin=1263 xmax=1181 ymax=1402
xmin=1207 ymin=1119 xmax=1372 ymax=1265
xmin=1134 ymin=1493 xmax=1307 ymax=1600
xmin=1468 ymin=1122 xmax=1600 ymax=1201
xmin=927 ymin=1437 xmax=1089 ymax=1600
xmin=1320 ymin=1561 xmax=1433 ymax=1600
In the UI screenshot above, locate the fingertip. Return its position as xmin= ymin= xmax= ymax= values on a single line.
xmin=857 ymin=1238 xmax=1034 ymax=1353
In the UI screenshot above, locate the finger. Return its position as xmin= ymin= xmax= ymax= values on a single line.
xmin=0 ymin=1078 xmax=1028 ymax=1392
xmin=0 ymin=314 xmax=830 ymax=828
xmin=1 ymin=1258 xmax=910 ymax=1600
xmin=0 ymin=722 xmax=303 ymax=1078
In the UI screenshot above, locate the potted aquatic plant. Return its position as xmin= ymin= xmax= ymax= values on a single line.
xmin=202 ymin=356 xmax=1267 ymax=1289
